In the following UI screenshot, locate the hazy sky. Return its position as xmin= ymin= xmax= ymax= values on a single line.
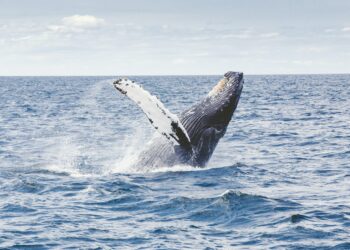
xmin=1 ymin=0 xmax=349 ymax=75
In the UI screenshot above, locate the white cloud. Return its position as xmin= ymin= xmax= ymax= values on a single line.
xmin=161 ymin=24 xmax=169 ymax=30
xmin=47 ymin=25 xmax=67 ymax=33
xmin=172 ymin=58 xmax=195 ymax=64
xmin=0 ymin=24 xmax=8 ymax=31
xmin=62 ymin=15 xmax=105 ymax=28
xmin=298 ymin=46 xmax=326 ymax=53
xmin=219 ymin=33 xmax=251 ymax=39
xmin=172 ymin=58 xmax=186 ymax=64
xmin=260 ymin=32 xmax=279 ymax=38
xmin=218 ymin=30 xmax=279 ymax=40
xmin=184 ymin=36 xmax=210 ymax=41
xmin=193 ymin=52 xmax=209 ymax=57
xmin=342 ymin=27 xmax=350 ymax=32
xmin=48 ymin=15 xmax=105 ymax=33
xmin=10 ymin=35 xmax=33 ymax=42
xmin=292 ymin=60 xmax=313 ymax=66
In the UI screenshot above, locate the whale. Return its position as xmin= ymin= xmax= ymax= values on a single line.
xmin=113 ymin=71 xmax=244 ymax=170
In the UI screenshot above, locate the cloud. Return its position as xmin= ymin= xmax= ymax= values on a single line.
xmin=172 ymin=58 xmax=195 ymax=64
xmin=48 ymin=15 xmax=105 ymax=33
xmin=193 ymin=52 xmax=209 ymax=57
xmin=219 ymin=33 xmax=251 ymax=39
xmin=0 ymin=24 xmax=8 ymax=31
xmin=342 ymin=27 xmax=350 ymax=32
xmin=260 ymin=32 xmax=279 ymax=38
xmin=220 ymin=29 xmax=254 ymax=39
xmin=292 ymin=60 xmax=313 ymax=66
xmin=217 ymin=30 xmax=279 ymax=40
xmin=298 ymin=46 xmax=327 ymax=53
xmin=172 ymin=58 xmax=186 ymax=64
xmin=62 ymin=15 xmax=105 ymax=28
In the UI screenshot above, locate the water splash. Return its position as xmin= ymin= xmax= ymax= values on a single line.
xmin=44 ymin=136 xmax=85 ymax=177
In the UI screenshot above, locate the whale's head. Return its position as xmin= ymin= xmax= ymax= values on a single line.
xmin=181 ymin=71 xmax=244 ymax=166
xmin=205 ymin=71 xmax=244 ymax=126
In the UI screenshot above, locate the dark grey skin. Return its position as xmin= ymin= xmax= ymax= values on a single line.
xmin=134 ymin=71 xmax=244 ymax=170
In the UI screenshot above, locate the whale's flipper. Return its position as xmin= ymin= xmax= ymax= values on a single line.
xmin=113 ymin=78 xmax=191 ymax=149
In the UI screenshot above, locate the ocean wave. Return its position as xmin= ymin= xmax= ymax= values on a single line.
xmin=1 ymin=75 xmax=349 ymax=248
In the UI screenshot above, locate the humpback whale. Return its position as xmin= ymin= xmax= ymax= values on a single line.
xmin=113 ymin=71 xmax=244 ymax=170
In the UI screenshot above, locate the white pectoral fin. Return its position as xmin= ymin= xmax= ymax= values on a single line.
xmin=113 ymin=78 xmax=192 ymax=149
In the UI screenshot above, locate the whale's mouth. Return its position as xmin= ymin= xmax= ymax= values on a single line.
xmin=208 ymin=72 xmax=243 ymax=97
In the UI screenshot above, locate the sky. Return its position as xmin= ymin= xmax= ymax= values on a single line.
xmin=0 ymin=0 xmax=349 ymax=75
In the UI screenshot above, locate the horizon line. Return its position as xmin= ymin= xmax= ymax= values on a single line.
xmin=1 ymin=72 xmax=350 ymax=77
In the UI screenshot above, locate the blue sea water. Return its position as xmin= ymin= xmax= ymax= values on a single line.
xmin=0 ymin=75 xmax=349 ymax=249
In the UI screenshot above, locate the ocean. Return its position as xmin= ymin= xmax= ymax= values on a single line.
xmin=0 ymin=75 xmax=349 ymax=249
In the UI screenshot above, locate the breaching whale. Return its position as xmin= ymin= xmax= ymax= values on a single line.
xmin=113 ymin=71 xmax=244 ymax=170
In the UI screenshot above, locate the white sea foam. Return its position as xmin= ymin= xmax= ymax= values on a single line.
xmin=44 ymin=136 xmax=85 ymax=177
xmin=109 ymin=123 xmax=148 ymax=174
xmin=148 ymin=164 xmax=200 ymax=173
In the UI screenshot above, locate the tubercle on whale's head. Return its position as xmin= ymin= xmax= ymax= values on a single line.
xmin=208 ymin=71 xmax=243 ymax=98
xmin=205 ymin=71 xmax=244 ymax=126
